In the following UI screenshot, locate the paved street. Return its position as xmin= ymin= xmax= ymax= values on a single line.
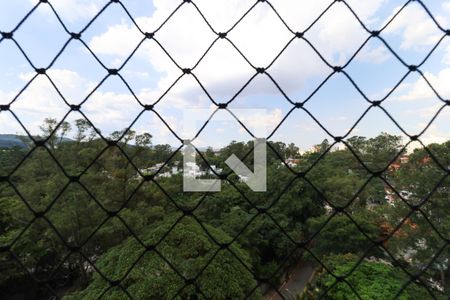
xmin=265 ymin=261 xmax=315 ymax=300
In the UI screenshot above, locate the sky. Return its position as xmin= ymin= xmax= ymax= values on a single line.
xmin=0 ymin=0 xmax=450 ymax=150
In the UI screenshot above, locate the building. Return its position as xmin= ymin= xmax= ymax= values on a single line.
xmin=285 ymin=158 xmax=300 ymax=167
xmin=389 ymin=154 xmax=409 ymax=172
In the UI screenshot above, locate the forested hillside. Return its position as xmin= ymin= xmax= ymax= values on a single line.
xmin=0 ymin=118 xmax=448 ymax=299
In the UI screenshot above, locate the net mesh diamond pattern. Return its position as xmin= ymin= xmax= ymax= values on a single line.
xmin=0 ymin=0 xmax=449 ymax=299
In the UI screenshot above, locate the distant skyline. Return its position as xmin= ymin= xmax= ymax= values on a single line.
xmin=1 ymin=0 xmax=449 ymax=150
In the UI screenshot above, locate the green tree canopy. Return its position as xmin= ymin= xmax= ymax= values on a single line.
xmin=301 ymin=254 xmax=439 ymax=300
xmin=66 ymin=217 xmax=261 ymax=300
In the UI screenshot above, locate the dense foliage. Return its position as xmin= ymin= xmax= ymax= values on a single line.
xmin=0 ymin=118 xmax=448 ymax=299
xmin=66 ymin=217 xmax=260 ymax=300
xmin=301 ymin=254 xmax=434 ymax=300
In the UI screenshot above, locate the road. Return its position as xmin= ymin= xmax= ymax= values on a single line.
xmin=264 ymin=261 xmax=315 ymax=300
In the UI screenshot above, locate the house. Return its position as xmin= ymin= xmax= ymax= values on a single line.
xmin=421 ymin=156 xmax=431 ymax=165
xmin=389 ymin=162 xmax=401 ymax=171
xmin=399 ymin=155 xmax=409 ymax=164
xmin=389 ymin=154 xmax=409 ymax=172
xmin=140 ymin=163 xmax=165 ymax=175
xmin=158 ymin=171 xmax=172 ymax=178
xmin=285 ymin=158 xmax=300 ymax=167
xmin=207 ymin=165 xmax=223 ymax=175
xmin=184 ymin=162 xmax=206 ymax=178
xmin=238 ymin=175 xmax=249 ymax=182
xmin=171 ymin=166 xmax=180 ymax=175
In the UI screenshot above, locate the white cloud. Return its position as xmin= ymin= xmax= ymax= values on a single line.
xmin=4 ymin=69 xmax=96 ymax=134
xmin=83 ymin=92 xmax=140 ymax=128
xmin=0 ymin=112 xmax=23 ymax=134
xmin=1 ymin=69 xmax=133 ymax=136
xmin=389 ymin=68 xmax=450 ymax=146
xmin=443 ymin=2 xmax=450 ymax=14
xmin=180 ymin=107 xmax=282 ymax=140
xmin=357 ymin=45 xmax=390 ymax=63
xmin=383 ymin=4 xmax=444 ymax=50
xmin=393 ymin=68 xmax=450 ymax=102
xmin=268 ymin=0 xmax=386 ymax=29
xmin=87 ymin=0 xmax=387 ymax=103
xmin=3 ymin=1 xmax=449 ymax=147
xmin=31 ymin=0 xmax=105 ymax=22
xmin=444 ymin=44 xmax=450 ymax=65
xmin=236 ymin=108 xmax=283 ymax=137
xmin=89 ymin=20 xmax=143 ymax=57
xmin=418 ymin=123 xmax=450 ymax=145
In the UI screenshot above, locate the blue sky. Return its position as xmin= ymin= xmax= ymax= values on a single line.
xmin=0 ymin=0 xmax=449 ymax=150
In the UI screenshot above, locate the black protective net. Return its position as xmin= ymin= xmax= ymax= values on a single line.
xmin=0 ymin=0 xmax=449 ymax=299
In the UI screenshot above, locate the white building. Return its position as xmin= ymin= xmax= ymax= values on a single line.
xmin=184 ymin=162 xmax=206 ymax=177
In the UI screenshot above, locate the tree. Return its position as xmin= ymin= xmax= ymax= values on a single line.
xmin=1 ymin=127 xmax=448 ymax=298
xmin=300 ymin=254 xmax=441 ymax=300
xmin=286 ymin=142 xmax=300 ymax=159
xmin=74 ymin=119 xmax=96 ymax=143
xmin=306 ymin=213 xmax=383 ymax=260
xmin=39 ymin=117 xmax=71 ymax=150
xmin=387 ymin=141 xmax=450 ymax=291
xmin=347 ymin=133 xmax=404 ymax=172
xmin=66 ymin=217 xmax=261 ymax=300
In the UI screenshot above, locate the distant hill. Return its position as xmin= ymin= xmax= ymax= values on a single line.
xmin=0 ymin=134 xmax=28 ymax=148
xmin=0 ymin=134 xmax=73 ymax=149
